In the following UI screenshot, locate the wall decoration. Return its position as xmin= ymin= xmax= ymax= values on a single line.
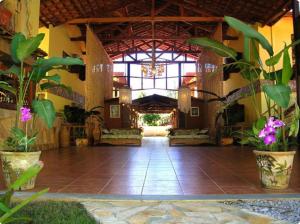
xmin=190 ymin=107 xmax=199 ymax=117
xmin=47 ymin=86 xmax=85 ymax=106
xmin=110 ymin=105 xmax=120 ymax=118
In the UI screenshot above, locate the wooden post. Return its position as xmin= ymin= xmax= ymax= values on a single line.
xmin=292 ymin=0 xmax=300 ymax=143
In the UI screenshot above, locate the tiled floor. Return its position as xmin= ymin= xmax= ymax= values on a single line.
xmin=1 ymin=137 xmax=300 ymax=195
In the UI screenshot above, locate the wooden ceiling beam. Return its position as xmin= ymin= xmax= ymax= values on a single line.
xmin=107 ymin=50 xmax=202 ymax=54
xmin=170 ymin=0 xmax=217 ymax=17
xmin=68 ymin=16 xmax=224 ymax=24
xmin=154 ymin=1 xmax=172 ymax=15
xmin=108 ymin=41 xmax=152 ymax=57
xmin=263 ymin=1 xmax=291 ymax=26
xmin=97 ymin=35 xmax=203 ymax=41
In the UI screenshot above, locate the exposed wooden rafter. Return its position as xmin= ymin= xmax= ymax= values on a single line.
xmin=68 ymin=16 xmax=224 ymax=24
xmin=40 ymin=0 xmax=293 ymax=58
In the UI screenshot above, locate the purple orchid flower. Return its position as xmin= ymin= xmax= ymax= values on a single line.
xmin=263 ymin=134 xmax=276 ymax=145
xmin=20 ymin=107 xmax=32 ymax=122
xmin=258 ymin=117 xmax=285 ymax=146
xmin=267 ymin=116 xmax=285 ymax=128
xmin=258 ymin=126 xmax=276 ymax=138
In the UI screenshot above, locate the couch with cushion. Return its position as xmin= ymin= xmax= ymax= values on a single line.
xmin=168 ymin=128 xmax=213 ymax=146
xmin=101 ymin=128 xmax=142 ymax=146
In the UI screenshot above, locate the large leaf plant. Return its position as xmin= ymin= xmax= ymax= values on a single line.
xmin=188 ymin=16 xmax=300 ymax=151
xmin=0 ymin=164 xmax=48 ymax=224
xmin=0 ymin=33 xmax=83 ymax=152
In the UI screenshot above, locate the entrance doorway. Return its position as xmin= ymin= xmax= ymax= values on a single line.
xmin=140 ymin=113 xmax=172 ymax=136
xmin=132 ymin=94 xmax=178 ymax=136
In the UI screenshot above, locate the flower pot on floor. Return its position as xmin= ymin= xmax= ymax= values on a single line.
xmin=221 ymin=137 xmax=234 ymax=146
xmin=253 ymin=150 xmax=296 ymax=189
xmin=75 ymin=138 xmax=88 ymax=147
xmin=0 ymin=151 xmax=42 ymax=190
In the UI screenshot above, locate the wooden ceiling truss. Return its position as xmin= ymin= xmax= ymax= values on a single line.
xmin=40 ymin=0 xmax=292 ymax=59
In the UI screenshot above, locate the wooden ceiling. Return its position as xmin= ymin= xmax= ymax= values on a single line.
xmin=40 ymin=0 xmax=291 ymax=59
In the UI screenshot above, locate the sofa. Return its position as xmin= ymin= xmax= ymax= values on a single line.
xmin=168 ymin=128 xmax=213 ymax=146
xmin=101 ymin=128 xmax=142 ymax=146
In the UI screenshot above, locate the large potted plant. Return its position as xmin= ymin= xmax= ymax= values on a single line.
xmin=188 ymin=16 xmax=300 ymax=189
xmin=62 ymin=105 xmax=103 ymax=147
xmin=0 ymin=32 xmax=83 ymax=189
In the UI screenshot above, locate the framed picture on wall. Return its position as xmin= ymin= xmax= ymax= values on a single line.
xmin=110 ymin=105 xmax=120 ymax=118
xmin=190 ymin=107 xmax=199 ymax=117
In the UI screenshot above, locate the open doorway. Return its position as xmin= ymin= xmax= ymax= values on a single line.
xmin=139 ymin=113 xmax=172 ymax=137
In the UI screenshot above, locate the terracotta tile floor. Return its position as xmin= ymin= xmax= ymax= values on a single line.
xmin=1 ymin=137 xmax=300 ymax=195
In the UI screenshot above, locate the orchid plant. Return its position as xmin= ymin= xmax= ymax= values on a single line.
xmin=188 ymin=16 xmax=300 ymax=151
xmin=0 ymin=32 xmax=83 ymax=152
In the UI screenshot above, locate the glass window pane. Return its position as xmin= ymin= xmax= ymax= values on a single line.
xmin=143 ymin=78 xmax=154 ymax=89
xmin=155 ymin=78 xmax=166 ymax=89
xmin=182 ymin=73 xmax=196 ymax=86
xmin=130 ymin=64 xmax=141 ymax=77
xmin=131 ymin=78 xmax=142 ymax=90
xmin=167 ymin=64 xmax=178 ymax=77
xmin=182 ymin=63 xmax=196 ymax=76
xmin=167 ymin=77 xmax=179 ymax=90
xmin=137 ymin=53 xmax=148 ymax=60
xmin=113 ymin=63 xmax=127 ymax=74
xmin=124 ymin=55 xmax=134 ymax=61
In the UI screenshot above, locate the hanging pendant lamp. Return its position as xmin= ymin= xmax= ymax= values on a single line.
xmin=119 ymin=86 xmax=132 ymax=105
xmin=178 ymin=86 xmax=191 ymax=113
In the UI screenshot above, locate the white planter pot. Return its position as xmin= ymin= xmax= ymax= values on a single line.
xmin=253 ymin=150 xmax=296 ymax=189
xmin=0 ymin=151 xmax=42 ymax=190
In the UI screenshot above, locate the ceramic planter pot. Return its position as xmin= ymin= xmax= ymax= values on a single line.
xmin=0 ymin=151 xmax=42 ymax=190
xmin=75 ymin=138 xmax=88 ymax=147
xmin=253 ymin=150 xmax=296 ymax=189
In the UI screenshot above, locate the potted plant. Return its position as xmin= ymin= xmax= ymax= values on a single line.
xmin=188 ymin=16 xmax=300 ymax=189
xmin=0 ymin=32 xmax=83 ymax=189
xmin=0 ymin=164 xmax=48 ymax=223
xmin=63 ymin=105 xmax=103 ymax=146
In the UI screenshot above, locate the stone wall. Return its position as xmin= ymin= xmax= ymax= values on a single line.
xmin=0 ymin=108 xmax=62 ymax=151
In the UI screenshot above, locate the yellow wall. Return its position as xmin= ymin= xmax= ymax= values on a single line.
xmin=259 ymin=16 xmax=293 ymax=71
xmin=222 ymin=16 xmax=294 ymax=125
xmin=86 ymin=26 xmax=113 ymax=111
xmin=38 ymin=25 xmax=85 ymax=112
xmin=258 ymin=15 xmax=294 ymax=114
xmin=48 ymin=25 xmax=84 ymax=95
xmin=223 ymin=28 xmax=260 ymax=125
xmin=3 ymin=0 xmax=40 ymax=37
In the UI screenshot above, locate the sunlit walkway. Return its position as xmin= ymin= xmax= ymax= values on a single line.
xmin=1 ymin=137 xmax=300 ymax=195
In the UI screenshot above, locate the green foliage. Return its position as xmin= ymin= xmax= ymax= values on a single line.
xmin=0 ymin=81 xmax=16 ymax=95
xmin=282 ymin=46 xmax=293 ymax=85
xmin=4 ymin=127 xmax=37 ymax=152
xmin=16 ymin=33 xmax=45 ymax=62
xmin=224 ymin=16 xmax=274 ymax=56
xmin=0 ymin=32 xmax=84 ymax=152
xmin=10 ymin=33 xmax=26 ymax=64
xmin=0 ymin=65 xmax=21 ymax=77
xmin=262 ymin=84 xmax=291 ymax=109
xmin=187 ymin=37 xmax=237 ymax=59
xmin=32 ymin=57 xmax=83 ymax=83
xmin=0 ymin=164 xmax=48 ymax=224
xmin=188 ymin=16 xmax=300 ymax=151
xmin=11 ymin=201 xmax=97 ymax=224
xmin=63 ymin=105 xmax=103 ymax=125
xmin=142 ymin=114 xmax=161 ymax=126
xmin=32 ymin=100 xmax=56 ymax=129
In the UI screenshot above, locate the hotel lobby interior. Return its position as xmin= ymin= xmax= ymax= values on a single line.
xmin=0 ymin=0 xmax=300 ymax=223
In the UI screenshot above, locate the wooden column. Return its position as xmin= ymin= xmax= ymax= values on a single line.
xmin=293 ymin=0 xmax=300 ymax=105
